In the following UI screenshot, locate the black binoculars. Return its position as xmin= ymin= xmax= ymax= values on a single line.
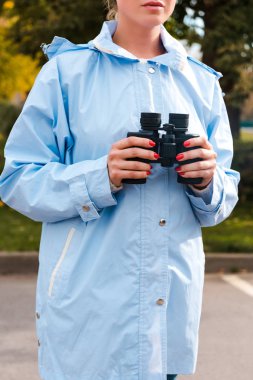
xmin=122 ymin=112 xmax=203 ymax=185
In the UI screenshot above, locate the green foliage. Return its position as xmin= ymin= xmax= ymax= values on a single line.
xmin=1 ymin=0 xmax=106 ymax=64
xmin=171 ymin=0 xmax=253 ymax=108
xmin=233 ymin=137 xmax=253 ymax=202
xmin=0 ymin=101 xmax=20 ymax=174
xmin=0 ymin=7 xmax=39 ymax=100
xmin=0 ymin=132 xmax=5 ymax=173
xmin=0 ymin=100 xmax=20 ymax=137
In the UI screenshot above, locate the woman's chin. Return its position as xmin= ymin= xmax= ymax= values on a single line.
xmin=138 ymin=15 xmax=167 ymax=28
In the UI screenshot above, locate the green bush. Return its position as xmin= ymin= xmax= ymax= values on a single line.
xmin=0 ymin=100 xmax=21 ymax=138
xmin=0 ymin=101 xmax=21 ymax=172
xmin=233 ymin=138 xmax=253 ymax=202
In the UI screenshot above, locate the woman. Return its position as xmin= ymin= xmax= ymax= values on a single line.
xmin=0 ymin=1 xmax=239 ymax=379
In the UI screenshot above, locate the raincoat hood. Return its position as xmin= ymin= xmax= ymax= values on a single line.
xmin=41 ymin=36 xmax=88 ymax=60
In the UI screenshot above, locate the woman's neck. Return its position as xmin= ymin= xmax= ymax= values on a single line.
xmin=112 ymin=19 xmax=166 ymax=59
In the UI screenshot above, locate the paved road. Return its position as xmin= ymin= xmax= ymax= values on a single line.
xmin=0 ymin=274 xmax=253 ymax=380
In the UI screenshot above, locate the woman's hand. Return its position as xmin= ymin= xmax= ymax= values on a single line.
xmin=107 ymin=137 xmax=158 ymax=187
xmin=175 ymin=136 xmax=217 ymax=189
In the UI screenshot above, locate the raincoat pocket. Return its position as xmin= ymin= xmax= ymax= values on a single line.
xmin=48 ymin=227 xmax=76 ymax=299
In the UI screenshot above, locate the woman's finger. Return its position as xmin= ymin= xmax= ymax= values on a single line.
xmin=111 ymin=136 xmax=156 ymax=150
xmin=183 ymin=135 xmax=213 ymax=150
xmin=178 ymin=168 xmax=216 ymax=179
xmin=117 ymin=160 xmax=152 ymax=171
xmin=176 ymin=148 xmax=217 ymax=162
xmin=109 ymin=168 xmax=151 ymax=182
xmin=176 ymin=159 xmax=216 ymax=173
xmin=118 ymin=147 xmax=158 ymax=161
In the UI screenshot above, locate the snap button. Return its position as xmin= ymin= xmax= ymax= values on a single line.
xmin=156 ymin=298 xmax=165 ymax=305
xmin=159 ymin=219 xmax=166 ymax=226
xmin=82 ymin=205 xmax=90 ymax=212
xmin=38 ymin=339 xmax=41 ymax=347
xmin=36 ymin=312 xmax=40 ymax=319
xmin=148 ymin=67 xmax=155 ymax=74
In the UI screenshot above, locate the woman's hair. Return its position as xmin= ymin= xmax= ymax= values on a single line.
xmin=104 ymin=0 xmax=117 ymax=20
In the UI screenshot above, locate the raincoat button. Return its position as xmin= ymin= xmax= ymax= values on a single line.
xmin=36 ymin=312 xmax=40 ymax=319
xmin=156 ymin=298 xmax=165 ymax=305
xmin=159 ymin=219 xmax=166 ymax=226
xmin=38 ymin=339 xmax=41 ymax=347
xmin=82 ymin=205 xmax=90 ymax=212
xmin=148 ymin=67 xmax=155 ymax=74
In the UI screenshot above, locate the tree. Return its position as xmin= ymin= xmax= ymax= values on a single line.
xmin=0 ymin=13 xmax=39 ymax=101
xmin=167 ymin=0 xmax=253 ymax=137
xmin=242 ymin=93 xmax=253 ymax=121
xmin=0 ymin=0 xmax=105 ymax=64
xmin=0 ymin=27 xmax=38 ymax=100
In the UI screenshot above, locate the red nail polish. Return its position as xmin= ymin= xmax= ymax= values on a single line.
xmin=175 ymin=166 xmax=182 ymax=172
xmin=180 ymin=172 xmax=185 ymax=176
xmin=149 ymin=140 xmax=156 ymax=147
xmin=184 ymin=141 xmax=191 ymax=147
xmin=146 ymin=171 xmax=151 ymax=175
xmin=150 ymin=165 xmax=153 ymax=169
xmin=176 ymin=153 xmax=184 ymax=160
xmin=154 ymin=153 xmax=160 ymax=159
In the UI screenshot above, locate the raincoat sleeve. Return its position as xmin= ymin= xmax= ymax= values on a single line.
xmin=185 ymin=79 xmax=240 ymax=227
xmin=0 ymin=59 xmax=117 ymax=223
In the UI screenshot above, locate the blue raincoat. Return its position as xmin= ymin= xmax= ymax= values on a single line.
xmin=0 ymin=21 xmax=239 ymax=380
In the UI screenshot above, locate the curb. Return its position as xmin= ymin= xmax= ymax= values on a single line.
xmin=1 ymin=252 xmax=253 ymax=275
xmin=0 ymin=251 xmax=38 ymax=275
xmin=204 ymin=253 xmax=253 ymax=273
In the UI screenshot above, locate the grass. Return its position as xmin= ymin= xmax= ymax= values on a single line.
xmin=0 ymin=203 xmax=41 ymax=251
xmin=202 ymin=202 xmax=253 ymax=253
xmin=0 ymin=133 xmax=41 ymax=251
xmin=0 ymin=200 xmax=252 ymax=253
xmin=205 ymin=130 xmax=253 ymax=252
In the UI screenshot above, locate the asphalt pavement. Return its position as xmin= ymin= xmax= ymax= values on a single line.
xmin=0 ymin=273 xmax=253 ymax=380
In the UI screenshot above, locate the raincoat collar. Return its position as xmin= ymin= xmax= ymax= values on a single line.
xmin=89 ymin=20 xmax=188 ymax=71
xmin=42 ymin=20 xmax=188 ymax=71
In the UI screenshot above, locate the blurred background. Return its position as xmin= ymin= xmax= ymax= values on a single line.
xmin=0 ymin=2 xmax=253 ymax=380
xmin=0 ymin=0 xmax=253 ymax=253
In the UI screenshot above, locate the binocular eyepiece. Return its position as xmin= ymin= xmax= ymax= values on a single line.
xmin=140 ymin=112 xmax=189 ymax=132
xmin=123 ymin=112 xmax=203 ymax=185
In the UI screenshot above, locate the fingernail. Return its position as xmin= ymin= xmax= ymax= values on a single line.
xmin=149 ymin=140 xmax=156 ymax=147
xmin=154 ymin=153 xmax=160 ymax=159
xmin=179 ymin=172 xmax=185 ymax=176
xmin=176 ymin=153 xmax=184 ymax=160
xmin=184 ymin=141 xmax=191 ymax=147
xmin=150 ymin=165 xmax=153 ymax=169
xmin=175 ymin=166 xmax=182 ymax=172
xmin=146 ymin=171 xmax=151 ymax=175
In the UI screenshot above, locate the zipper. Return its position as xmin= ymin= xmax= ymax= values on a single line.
xmin=48 ymin=227 xmax=76 ymax=297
